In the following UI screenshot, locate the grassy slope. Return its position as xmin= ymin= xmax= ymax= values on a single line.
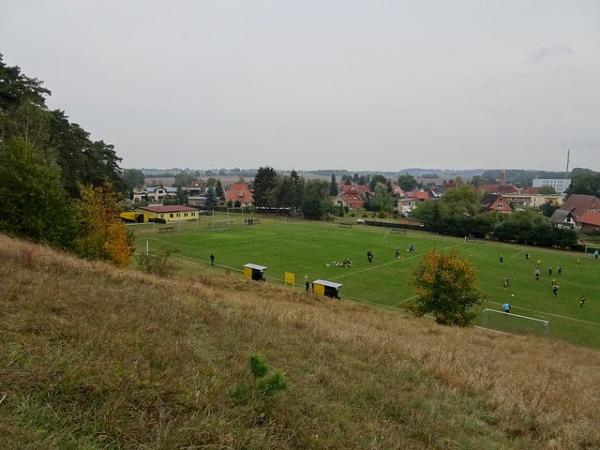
xmin=2 ymin=234 xmax=600 ymax=449
xmin=134 ymin=217 xmax=600 ymax=348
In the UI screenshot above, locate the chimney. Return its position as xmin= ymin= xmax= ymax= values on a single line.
xmin=500 ymin=169 xmax=506 ymax=185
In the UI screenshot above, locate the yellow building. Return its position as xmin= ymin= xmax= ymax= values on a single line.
xmin=135 ymin=205 xmax=199 ymax=222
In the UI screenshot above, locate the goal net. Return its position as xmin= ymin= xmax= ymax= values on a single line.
xmin=480 ymin=308 xmax=549 ymax=336
xmin=584 ymin=245 xmax=600 ymax=258
xmin=208 ymin=219 xmax=234 ymax=230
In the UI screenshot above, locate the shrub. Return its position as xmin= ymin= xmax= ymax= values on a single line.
xmin=230 ymin=353 xmax=288 ymax=404
xmin=136 ymin=249 xmax=177 ymax=277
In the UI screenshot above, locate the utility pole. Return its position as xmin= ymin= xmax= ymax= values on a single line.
xmin=565 ymin=149 xmax=571 ymax=178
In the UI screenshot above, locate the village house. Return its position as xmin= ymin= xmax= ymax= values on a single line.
xmin=550 ymin=194 xmax=600 ymax=229
xmin=336 ymin=185 xmax=365 ymax=209
xmin=577 ymin=211 xmax=600 ymax=232
xmin=133 ymin=186 xmax=177 ymax=203
xmin=398 ymin=190 xmax=430 ymax=215
xmin=224 ymin=182 xmax=253 ymax=207
xmin=481 ymin=194 xmax=512 ymax=213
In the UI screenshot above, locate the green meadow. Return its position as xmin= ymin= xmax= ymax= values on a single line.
xmin=132 ymin=215 xmax=600 ymax=348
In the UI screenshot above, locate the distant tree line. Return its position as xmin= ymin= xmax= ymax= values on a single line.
xmin=0 ymin=54 xmax=132 ymax=264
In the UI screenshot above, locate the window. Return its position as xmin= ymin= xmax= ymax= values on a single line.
xmin=170 ymin=213 xmax=174 ymax=218
xmin=176 ymin=213 xmax=180 ymax=217
xmin=184 ymin=213 xmax=188 ymax=217
xmin=191 ymin=212 xmax=195 ymax=216
xmin=497 ymin=203 xmax=504 ymax=208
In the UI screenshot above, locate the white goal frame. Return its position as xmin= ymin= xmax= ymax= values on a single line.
xmin=208 ymin=219 xmax=234 ymax=231
xmin=480 ymin=308 xmax=550 ymax=336
xmin=584 ymin=245 xmax=600 ymax=258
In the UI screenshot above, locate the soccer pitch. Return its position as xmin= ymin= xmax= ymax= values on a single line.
xmin=132 ymin=215 xmax=600 ymax=348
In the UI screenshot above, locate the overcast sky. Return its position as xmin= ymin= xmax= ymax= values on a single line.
xmin=1 ymin=1 xmax=599 ymax=171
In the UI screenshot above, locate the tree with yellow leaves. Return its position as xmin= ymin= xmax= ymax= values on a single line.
xmin=411 ymin=249 xmax=484 ymax=326
xmin=75 ymin=182 xmax=134 ymax=267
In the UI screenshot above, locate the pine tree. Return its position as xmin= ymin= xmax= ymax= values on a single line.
xmin=329 ymin=174 xmax=339 ymax=196
xmin=215 ymin=179 xmax=225 ymax=200
xmin=205 ymin=186 xmax=218 ymax=207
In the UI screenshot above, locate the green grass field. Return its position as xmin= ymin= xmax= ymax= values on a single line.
xmin=132 ymin=215 xmax=600 ymax=348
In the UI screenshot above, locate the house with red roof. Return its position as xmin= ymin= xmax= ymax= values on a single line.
xmin=550 ymin=194 xmax=600 ymax=228
xmin=224 ymin=182 xmax=253 ymax=207
xmin=339 ymin=184 xmax=370 ymax=196
xmin=398 ymin=190 xmax=430 ymax=215
xmin=481 ymin=184 xmax=519 ymax=195
xmin=577 ymin=211 xmax=600 ymax=231
xmin=135 ymin=205 xmax=199 ymax=222
xmin=481 ymin=194 xmax=512 ymax=214
xmin=336 ymin=185 xmax=366 ymax=209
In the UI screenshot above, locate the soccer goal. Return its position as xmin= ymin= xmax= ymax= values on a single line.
xmin=584 ymin=245 xmax=600 ymax=258
xmin=480 ymin=308 xmax=549 ymax=336
xmin=208 ymin=219 xmax=234 ymax=231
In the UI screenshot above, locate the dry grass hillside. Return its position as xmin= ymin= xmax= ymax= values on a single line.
xmin=1 ymin=234 xmax=599 ymax=450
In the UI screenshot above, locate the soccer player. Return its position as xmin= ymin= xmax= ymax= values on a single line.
xmin=548 ymin=266 xmax=552 ymax=276
xmin=537 ymin=259 xmax=541 ymax=266
xmin=395 ymin=247 xmax=400 ymax=258
xmin=551 ymin=278 xmax=557 ymax=287
xmin=210 ymin=253 xmax=215 ymax=266
xmin=579 ymin=294 xmax=587 ymax=308
xmin=552 ymin=284 xmax=559 ymax=296
xmin=595 ymin=250 xmax=599 ymax=260
xmin=503 ymin=277 xmax=510 ymax=290
xmin=499 ymin=255 xmax=504 ymax=264
xmin=525 ymin=253 xmax=530 ymax=262
xmin=367 ymin=251 xmax=373 ymax=263
xmin=557 ymin=266 xmax=563 ymax=276
xmin=534 ymin=269 xmax=540 ymax=281
xmin=502 ymin=303 xmax=511 ymax=314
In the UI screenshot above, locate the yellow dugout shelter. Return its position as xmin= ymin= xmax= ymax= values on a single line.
xmin=312 ymin=279 xmax=343 ymax=299
xmin=243 ymin=263 xmax=267 ymax=281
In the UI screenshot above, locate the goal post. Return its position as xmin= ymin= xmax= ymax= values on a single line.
xmin=208 ymin=219 xmax=234 ymax=231
xmin=584 ymin=245 xmax=600 ymax=258
xmin=480 ymin=308 xmax=549 ymax=336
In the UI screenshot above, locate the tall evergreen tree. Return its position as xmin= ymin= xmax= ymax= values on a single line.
xmin=253 ymin=166 xmax=278 ymax=207
xmin=205 ymin=186 xmax=218 ymax=207
xmin=290 ymin=170 xmax=305 ymax=208
xmin=329 ymin=174 xmax=339 ymax=196
xmin=215 ymin=179 xmax=225 ymax=200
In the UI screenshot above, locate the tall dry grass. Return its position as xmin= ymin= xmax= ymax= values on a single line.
xmin=1 ymin=234 xmax=599 ymax=449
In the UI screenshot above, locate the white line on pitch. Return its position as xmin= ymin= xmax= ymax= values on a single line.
xmin=392 ymin=295 xmax=417 ymax=306
xmin=474 ymin=326 xmax=512 ymax=335
xmin=487 ymin=301 xmax=600 ymax=326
